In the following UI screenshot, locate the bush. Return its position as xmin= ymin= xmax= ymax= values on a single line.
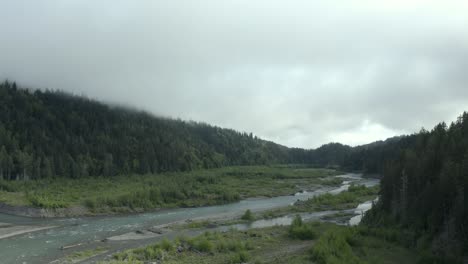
xmin=27 ymin=193 xmax=69 ymax=208
xmin=220 ymin=189 xmax=240 ymax=203
xmin=144 ymin=247 xmax=163 ymax=260
xmin=289 ymin=215 xmax=317 ymax=240
xmin=160 ymin=238 xmax=174 ymax=252
xmin=226 ymin=240 xmax=244 ymax=252
xmin=191 ymin=237 xmax=214 ymax=253
xmin=229 ymin=250 xmax=250 ymax=263
xmin=241 ymin=209 xmax=254 ymax=221
xmin=310 ymin=227 xmax=362 ymax=264
xmin=84 ymin=198 xmax=96 ymax=209
xmin=216 ymin=240 xmax=228 ymax=252
xmin=0 ymin=181 xmax=17 ymax=192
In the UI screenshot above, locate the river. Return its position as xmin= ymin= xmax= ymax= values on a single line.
xmin=0 ymin=173 xmax=378 ymax=263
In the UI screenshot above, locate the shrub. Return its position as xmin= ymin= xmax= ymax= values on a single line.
xmin=192 ymin=237 xmax=214 ymax=253
xmin=229 ymin=250 xmax=250 ymax=263
xmin=220 ymin=189 xmax=240 ymax=203
xmin=241 ymin=209 xmax=254 ymax=221
xmin=216 ymin=240 xmax=228 ymax=252
xmin=289 ymin=215 xmax=317 ymax=240
xmin=238 ymin=250 xmax=250 ymax=262
xmin=27 ymin=193 xmax=69 ymax=208
xmin=227 ymin=240 xmax=244 ymax=252
xmin=310 ymin=227 xmax=362 ymax=264
xmin=291 ymin=214 xmax=303 ymax=226
xmin=160 ymin=238 xmax=174 ymax=252
xmin=84 ymin=198 xmax=96 ymax=209
xmin=144 ymin=247 xmax=163 ymax=260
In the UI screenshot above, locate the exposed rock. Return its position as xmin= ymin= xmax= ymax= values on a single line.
xmin=148 ymin=227 xmax=165 ymax=234
xmin=177 ymin=246 xmax=184 ymax=253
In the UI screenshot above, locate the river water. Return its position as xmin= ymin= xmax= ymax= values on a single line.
xmin=0 ymin=173 xmax=378 ymax=264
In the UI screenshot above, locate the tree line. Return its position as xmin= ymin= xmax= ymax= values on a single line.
xmin=310 ymin=112 xmax=468 ymax=260
xmin=358 ymin=114 xmax=468 ymax=261
xmin=0 ymin=81 xmax=320 ymax=180
xmin=2 ymin=80 xmax=457 ymax=179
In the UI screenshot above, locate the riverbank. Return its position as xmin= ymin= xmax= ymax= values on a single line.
xmin=0 ymin=202 xmax=90 ymax=217
xmin=0 ymin=173 xmax=379 ymax=263
xmin=0 ymin=222 xmax=56 ymax=240
xmin=55 ymin=182 xmax=380 ymax=263
xmin=0 ymin=166 xmax=342 ymax=218
xmin=97 ymin=220 xmax=419 ymax=264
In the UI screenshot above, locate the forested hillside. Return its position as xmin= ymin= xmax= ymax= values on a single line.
xmin=0 ymin=81 xmax=314 ymax=180
xmin=358 ymin=113 xmax=468 ymax=261
xmin=309 ymin=113 xmax=468 ymax=260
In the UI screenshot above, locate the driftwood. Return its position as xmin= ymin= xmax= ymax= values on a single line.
xmin=147 ymin=227 xmax=164 ymax=234
xmin=60 ymin=243 xmax=83 ymax=250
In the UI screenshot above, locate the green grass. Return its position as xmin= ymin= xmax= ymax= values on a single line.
xmin=99 ymin=222 xmax=420 ymax=264
xmin=289 ymin=215 xmax=318 ymax=240
xmin=311 ymin=225 xmax=419 ymax=264
xmin=101 ymin=225 xmax=318 ymax=264
xmin=259 ymin=184 xmax=379 ymax=219
xmin=184 ymin=220 xmax=214 ymax=229
xmin=63 ymin=247 xmax=108 ymax=263
xmin=109 ymin=230 xmax=257 ymax=264
xmin=303 ymin=184 xmax=379 ymax=210
xmin=0 ymin=165 xmax=340 ymax=212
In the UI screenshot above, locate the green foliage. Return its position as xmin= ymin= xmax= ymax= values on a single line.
xmin=291 ymin=214 xmax=303 ymax=226
xmin=101 ymin=223 xmax=422 ymax=264
xmin=241 ymin=209 xmax=254 ymax=221
xmin=312 ymin=184 xmax=378 ymax=206
xmin=65 ymin=247 xmax=108 ymax=262
xmin=160 ymin=238 xmax=174 ymax=252
xmin=191 ymin=237 xmax=214 ymax=253
xmin=310 ymin=227 xmax=363 ymax=264
xmin=361 ymin=112 xmax=468 ymax=260
xmin=0 ymin=166 xmax=338 ymax=212
xmin=288 ymin=215 xmax=317 ymax=240
xmin=27 ymin=193 xmax=69 ymax=209
xmin=0 ymin=82 xmax=330 ymax=180
xmin=293 ymin=184 xmax=379 ymax=213
xmin=229 ymin=250 xmax=250 ymax=263
xmin=112 ymin=230 xmax=258 ymax=263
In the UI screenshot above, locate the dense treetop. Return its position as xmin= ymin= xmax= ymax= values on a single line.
xmin=0 ymin=81 xmax=318 ymax=179
xmin=363 ymin=113 xmax=468 ymax=260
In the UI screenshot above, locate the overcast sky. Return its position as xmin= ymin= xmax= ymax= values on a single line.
xmin=1 ymin=1 xmax=468 ymax=148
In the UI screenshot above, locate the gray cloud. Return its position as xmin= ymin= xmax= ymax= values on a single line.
xmin=1 ymin=0 xmax=468 ymax=148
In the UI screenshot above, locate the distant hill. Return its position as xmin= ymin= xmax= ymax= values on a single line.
xmin=0 ymin=81 xmax=324 ymax=180
xmin=3 ymin=81 xmax=430 ymax=181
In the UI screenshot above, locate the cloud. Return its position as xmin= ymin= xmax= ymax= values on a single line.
xmin=1 ymin=0 xmax=468 ymax=148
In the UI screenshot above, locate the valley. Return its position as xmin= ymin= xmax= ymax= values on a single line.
xmin=0 ymin=168 xmax=378 ymax=263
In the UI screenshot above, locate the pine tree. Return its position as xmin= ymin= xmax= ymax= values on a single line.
xmin=41 ymin=157 xmax=53 ymax=178
xmin=0 ymin=146 xmax=6 ymax=180
xmin=103 ymin=153 xmax=114 ymax=176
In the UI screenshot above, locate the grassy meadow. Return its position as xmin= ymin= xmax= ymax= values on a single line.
xmin=97 ymin=220 xmax=418 ymax=264
xmin=0 ymin=165 xmax=340 ymax=213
